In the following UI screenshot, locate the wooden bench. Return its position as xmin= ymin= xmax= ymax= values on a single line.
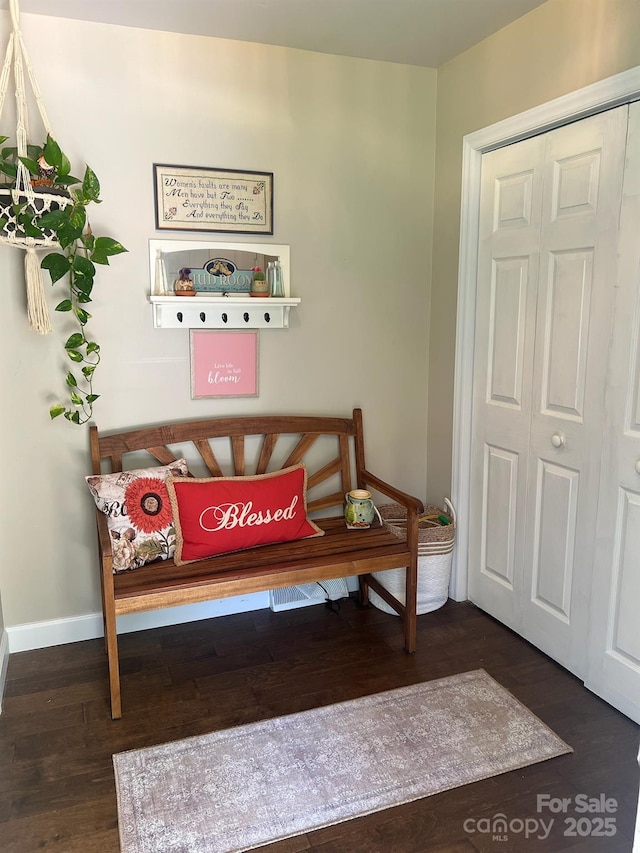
xmin=90 ymin=409 xmax=424 ymax=718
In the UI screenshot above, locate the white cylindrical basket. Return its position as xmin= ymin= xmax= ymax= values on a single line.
xmin=369 ymin=499 xmax=456 ymax=616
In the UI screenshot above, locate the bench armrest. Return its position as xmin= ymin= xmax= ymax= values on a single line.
xmin=360 ymin=469 xmax=424 ymax=516
xmin=95 ymin=509 xmax=112 ymax=560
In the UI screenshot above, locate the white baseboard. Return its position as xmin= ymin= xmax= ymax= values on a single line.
xmin=0 ymin=629 xmax=9 ymax=714
xmin=6 ymin=592 xmax=270 ymax=654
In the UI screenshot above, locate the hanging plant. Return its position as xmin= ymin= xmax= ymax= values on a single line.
xmin=0 ymin=0 xmax=126 ymax=425
xmin=0 ymin=134 xmax=127 ymax=424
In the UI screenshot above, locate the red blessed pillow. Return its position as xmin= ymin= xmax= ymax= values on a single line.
xmin=166 ymin=464 xmax=324 ymax=564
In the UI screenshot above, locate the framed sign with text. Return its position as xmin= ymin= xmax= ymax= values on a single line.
xmin=154 ymin=164 xmax=273 ymax=234
xmin=190 ymin=330 xmax=259 ymax=399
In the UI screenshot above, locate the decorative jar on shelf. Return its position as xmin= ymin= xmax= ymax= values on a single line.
xmin=173 ymin=267 xmax=195 ymax=296
xmin=251 ymin=266 xmax=269 ymax=297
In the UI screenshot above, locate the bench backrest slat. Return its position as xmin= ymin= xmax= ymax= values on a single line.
xmin=307 ymin=456 xmax=343 ymax=490
xmin=308 ymin=491 xmax=346 ymax=513
xmin=147 ymin=446 xmax=180 ymax=466
xmin=282 ymin=433 xmax=319 ymax=468
xmin=194 ymin=438 xmax=224 ymax=477
xmin=90 ymin=411 xmax=363 ymax=514
xmin=256 ymin=433 xmax=278 ymax=475
xmin=231 ymin=435 xmax=245 ymax=476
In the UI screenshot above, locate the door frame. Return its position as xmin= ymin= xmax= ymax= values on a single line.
xmin=451 ymin=65 xmax=640 ymax=601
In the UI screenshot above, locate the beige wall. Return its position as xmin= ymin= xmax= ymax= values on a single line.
xmin=427 ymin=0 xmax=640 ymax=504
xmin=0 ymin=14 xmax=436 ymax=629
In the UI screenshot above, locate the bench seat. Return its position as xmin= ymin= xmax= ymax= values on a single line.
xmin=112 ymin=516 xmax=411 ymax=612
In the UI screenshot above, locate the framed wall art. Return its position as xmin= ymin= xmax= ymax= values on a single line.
xmin=154 ymin=164 xmax=273 ymax=235
xmin=190 ymin=330 xmax=259 ymax=399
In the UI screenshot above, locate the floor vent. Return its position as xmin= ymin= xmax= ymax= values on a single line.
xmin=269 ymin=579 xmax=349 ymax=612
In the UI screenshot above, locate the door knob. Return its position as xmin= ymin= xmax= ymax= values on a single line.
xmin=636 ymin=460 xmax=640 ymax=474
xmin=551 ymin=433 xmax=566 ymax=448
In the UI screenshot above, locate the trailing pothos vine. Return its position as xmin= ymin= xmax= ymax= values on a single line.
xmin=0 ymin=134 xmax=126 ymax=424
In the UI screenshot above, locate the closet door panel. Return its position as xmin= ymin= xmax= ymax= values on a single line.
xmin=487 ymin=257 xmax=529 ymax=407
xmin=587 ymin=101 xmax=640 ymax=723
xmin=481 ymin=444 xmax=519 ymax=589
xmin=610 ymin=490 xmax=640 ymax=663
xmin=540 ymin=249 xmax=593 ymax=419
xmin=531 ymin=459 xmax=579 ymax=621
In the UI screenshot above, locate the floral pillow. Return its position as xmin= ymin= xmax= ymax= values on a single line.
xmin=86 ymin=459 xmax=189 ymax=573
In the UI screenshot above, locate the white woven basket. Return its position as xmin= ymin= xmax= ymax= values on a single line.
xmin=0 ymin=187 xmax=71 ymax=247
xmin=369 ymin=498 xmax=456 ymax=616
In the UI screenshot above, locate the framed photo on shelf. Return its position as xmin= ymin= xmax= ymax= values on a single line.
xmin=154 ymin=164 xmax=273 ymax=235
xmin=190 ymin=330 xmax=259 ymax=399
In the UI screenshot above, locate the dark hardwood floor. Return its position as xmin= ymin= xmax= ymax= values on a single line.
xmin=0 ymin=598 xmax=638 ymax=852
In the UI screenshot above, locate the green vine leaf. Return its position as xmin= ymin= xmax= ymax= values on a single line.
xmin=22 ymin=220 xmax=44 ymax=239
xmin=0 ymin=162 xmax=17 ymax=180
xmin=41 ymin=252 xmax=70 ymax=283
xmin=49 ymin=404 xmax=66 ymax=419
xmin=94 ymin=237 xmax=127 ymax=256
xmin=65 ymin=333 xmax=84 ymax=350
xmin=69 ymin=205 xmax=87 ymax=232
xmin=72 ymin=254 xmax=94 ymax=277
xmin=43 ymin=135 xmax=63 ymax=169
xmin=66 ymin=372 xmax=78 ymax=387
xmin=58 ymin=150 xmax=72 ymax=178
xmin=82 ymin=166 xmax=101 ymax=202
xmin=55 ymin=174 xmax=81 ymax=186
xmin=67 ymin=350 xmax=84 ymax=363
xmin=81 ymin=231 xmax=95 ymax=250
xmin=74 ymin=307 xmax=91 ymax=325
xmin=18 ymin=156 xmax=40 ymax=176
xmin=38 ymin=209 xmax=68 ymax=230
xmin=57 ymin=221 xmax=83 ymax=249
xmin=55 ymin=299 xmax=73 ymax=312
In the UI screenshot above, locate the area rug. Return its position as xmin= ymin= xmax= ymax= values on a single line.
xmin=113 ymin=669 xmax=571 ymax=853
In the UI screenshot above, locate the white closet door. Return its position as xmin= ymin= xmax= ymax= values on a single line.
xmin=586 ymin=101 xmax=640 ymax=724
xmin=521 ymin=107 xmax=629 ymax=677
xmin=470 ymin=107 xmax=628 ymax=678
xmin=468 ymin=135 xmax=545 ymax=634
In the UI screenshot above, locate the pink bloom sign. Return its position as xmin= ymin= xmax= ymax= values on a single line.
xmin=190 ymin=331 xmax=258 ymax=398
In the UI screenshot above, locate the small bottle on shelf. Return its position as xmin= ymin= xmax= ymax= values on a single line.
xmin=271 ymin=259 xmax=284 ymax=298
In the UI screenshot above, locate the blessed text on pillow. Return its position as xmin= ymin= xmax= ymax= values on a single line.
xmin=166 ymin=464 xmax=323 ymax=564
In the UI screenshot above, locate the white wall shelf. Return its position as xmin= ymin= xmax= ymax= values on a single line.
xmin=150 ymin=295 xmax=300 ymax=329
xmin=149 ymin=238 xmax=298 ymax=329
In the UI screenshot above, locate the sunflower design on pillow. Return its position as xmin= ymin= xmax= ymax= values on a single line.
xmin=86 ymin=459 xmax=188 ymax=572
xmin=125 ymin=477 xmax=173 ymax=533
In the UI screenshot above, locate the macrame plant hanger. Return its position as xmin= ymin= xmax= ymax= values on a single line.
xmin=0 ymin=0 xmax=71 ymax=333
